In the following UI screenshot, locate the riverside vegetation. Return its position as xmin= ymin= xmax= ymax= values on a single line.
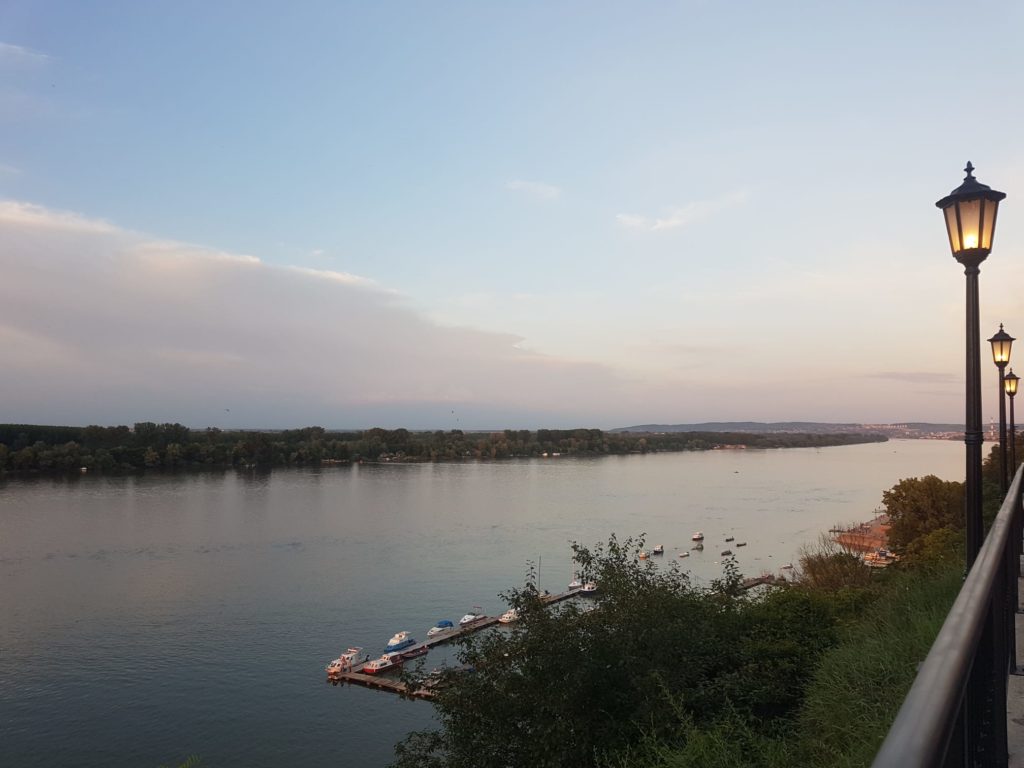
xmin=389 ymin=448 xmax=1005 ymax=768
xmin=0 ymin=423 xmax=884 ymax=475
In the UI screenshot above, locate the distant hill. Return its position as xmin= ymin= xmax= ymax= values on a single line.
xmin=612 ymin=421 xmax=964 ymax=435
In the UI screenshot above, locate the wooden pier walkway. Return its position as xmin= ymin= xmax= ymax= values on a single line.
xmin=326 ymin=587 xmax=584 ymax=698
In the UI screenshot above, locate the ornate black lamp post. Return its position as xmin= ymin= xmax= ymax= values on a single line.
xmin=937 ymin=162 xmax=1006 ymax=567
xmin=1007 ymin=369 xmax=1019 ymax=482
xmin=989 ymin=325 xmax=1015 ymax=491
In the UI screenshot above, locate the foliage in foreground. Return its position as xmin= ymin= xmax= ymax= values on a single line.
xmin=392 ymin=537 xmax=842 ymax=768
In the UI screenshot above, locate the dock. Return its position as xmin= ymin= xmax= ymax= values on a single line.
xmin=327 ymin=587 xmax=584 ymax=697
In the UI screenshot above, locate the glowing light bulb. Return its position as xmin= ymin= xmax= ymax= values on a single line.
xmin=964 ymin=233 xmax=979 ymax=249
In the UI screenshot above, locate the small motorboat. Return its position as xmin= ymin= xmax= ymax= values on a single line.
xmin=568 ymin=572 xmax=583 ymax=589
xmin=652 ymin=544 xmax=664 ymax=555
xmin=678 ymin=551 xmax=690 ymax=558
xmin=363 ymin=652 xmax=404 ymax=675
xmin=692 ymin=531 xmax=705 ymax=541
xmin=325 ymin=646 xmax=363 ymax=675
xmin=725 ymin=536 xmax=735 ymax=543
xmin=401 ymin=644 xmax=429 ymax=660
xmin=692 ymin=542 xmax=704 ymax=551
xmin=459 ymin=610 xmax=485 ymax=626
xmin=385 ymin=631 xmax=417 ymax=652
xmin=721 ymin=549 xmax=733 ymax=556
xmin=498 ymin=608 xmax=519 ymax=624
xmin=427 ymin=620 xmax=454 ymax=637
xmin=580 ymin=581 xmax=599 ymax=595
xmin=638 ymin=550 xmax=649 ymax=560
xmin=736 ymin=542 xmax=747 ymax=547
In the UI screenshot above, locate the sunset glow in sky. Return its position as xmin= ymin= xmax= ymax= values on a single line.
xmin=4 ymin=2 xmax=1024 ymax=429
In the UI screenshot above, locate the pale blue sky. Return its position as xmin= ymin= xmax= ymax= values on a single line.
xmin=3 ymin=2 xmax=1024 ymax=428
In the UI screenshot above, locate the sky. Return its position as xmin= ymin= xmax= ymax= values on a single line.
xmin=3 ymin=1 xmax=1024 ymax=430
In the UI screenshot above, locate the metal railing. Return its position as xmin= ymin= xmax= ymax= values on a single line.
xmin=873 ymin=465 xmax=1022 ymax=768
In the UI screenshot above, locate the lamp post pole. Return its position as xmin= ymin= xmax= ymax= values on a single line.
xmin=937 ymin=162 xmax=1006 ymax=568
xmin=989 ymin=325 xmax=1014 ymax=492
xmin=1007 ymin=369 xmax=1019 ymax=480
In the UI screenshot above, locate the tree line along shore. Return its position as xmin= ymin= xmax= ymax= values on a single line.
xmin=0 ymin=423 xmax=886 ymax=475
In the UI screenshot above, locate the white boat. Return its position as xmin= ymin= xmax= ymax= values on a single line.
xmin=385 ymin=631 xmax=416 ymax=652
xmin=364 ymin=652 xmax=403 ymax=675
xmin=580 ymin=581 xmax=598 ymax=595
xmin=678 ymin=551 xmax=690 ymax=558
xmin=568 ymin=571 xmax=583 ymax=589
xmin=498 ymin=608 xmax=519 ymax=624
xmin=692 ymin=531 xmax=705 ymax=541
xmin=652 ymin=544 xmax=664 ymax=555
xmin=325 ymin=646 xmax=363 ymax=675
xmin=427 ymin=620 xmax=454 ymax=637
xmin=459 ymin=609 xmax=485 ymax=626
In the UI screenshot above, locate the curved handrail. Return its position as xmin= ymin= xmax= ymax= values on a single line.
xmin=872 ymin=465 xmax=1022 ymax=767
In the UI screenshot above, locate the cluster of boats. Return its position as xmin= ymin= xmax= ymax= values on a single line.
xmin=635 ymin=533 xmax=749 ymax=560
xmin=327 ymin=573 xmax=605 ymax=678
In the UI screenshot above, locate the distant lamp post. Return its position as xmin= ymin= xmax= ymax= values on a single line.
xmin=989 ymin=324 xmax=1015 ymax=491
xmin=937 ymin=161 xmax=1006 ymax=567
xmin=1006 ymin=369 xmax=1019 ymax=480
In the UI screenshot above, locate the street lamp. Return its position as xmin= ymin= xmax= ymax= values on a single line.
xmin=937 ymin=162 xmax=1006 ymax=567
xmin=989 ymin=324 xmax=1015 ymax=491
xmin=1007 ymin=369 xmax=1019 ymax=483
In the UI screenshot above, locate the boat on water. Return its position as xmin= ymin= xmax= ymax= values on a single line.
xmin=725 ymin=536 xmax=735 ymax=543
xmin=736 ymin=542 xmax=747 ymax=547
xmin=568 ymin=571 xmax=583 ymax=589
xmin=325 ymin=646 xmax=363 ymax=675
xmin=385 ymin=631 xmax=417 ymax=652
xmin=692 ymin=542 xmax=704 ymax=551
xmin=652 ymin=544 xmax=664 ymax=555
xmin=401 ymin=644 xmax=429 ymax=660
xmin=459 ymin=609 xmax=485 ymax=626
xmin=580 ymin=581 xmax=599 ymax=595
xmin=427 ymin=620 xmax=454 ymax=637
xmin=364 ymin=652 xmax=404 ymax=675
xmin=498 ymin=608 xmax=519 ymax=624
xmin=692 ymin=531 xmax=705 ymax=541
xmin=721 ymin=549 xmax=732 ymax=556
xmin=638 ymin=550 xmax=649 ymax=560
xmin=679 ymin=551 xmax=690 ymax=558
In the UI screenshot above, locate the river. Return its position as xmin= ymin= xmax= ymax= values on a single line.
xmin=0 ymin=438 xmax=964 ymax=767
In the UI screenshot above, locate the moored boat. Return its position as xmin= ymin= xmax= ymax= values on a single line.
xmin=385 ymin=631 xmax=416 ymax=652
xmin=363 ymin=652 xmax=404 ymax=675
xmin=725 ymin=536 xmax=735 ymax=542
xmin=721 ymin=549 xmax=732 ymax=556
xmin=325 ymin=646 xmax=363 ymax=675
xmin=679 ymin=551 xmax=690 ymax=558
xmin=568 ymin=571 xmax=583 ymax=589
xmin=580 ymin=581 xmax=598 ymax=595
xmin=736 ymin=542 xmax=747 ymax=547
xmin=692 ymin=531 xmax=705 ymax=541
xmin=692 ymin=542 xmax=704 ymax=551
xmin=498 ymin=608 xmax=519 ymax=624
xmin=401 ymin=644 xmax=429 ymax=660
xmin=459 ymin=609 xmax=485 ymax=626
xmin=638 ymin=550 xmax=649 ymax=560
xmin=652 ymin=544 xmax=664 ymax=555
xmin=427 ymin=620 xmax=454 ymax=637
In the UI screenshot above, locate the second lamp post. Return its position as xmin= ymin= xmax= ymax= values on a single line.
xmin=989 ymin=324 xmax=1015 ymax=492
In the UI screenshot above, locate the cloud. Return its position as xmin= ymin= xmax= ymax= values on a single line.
xmin=866 ymin=372 xmax=958 ymax=385
xmin=0 ymin=163 xmax=20 ymax=176
xmin=617 ymin=189 xmax=750 ymax=232
xmin=505 ymin=179 xmax=562 ymax=201
xmin=0 ymin=42 xmax=50 ymax=66
xmin=0 ymin=200 xmax=651 ymax=429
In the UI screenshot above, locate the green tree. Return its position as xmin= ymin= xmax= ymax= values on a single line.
xmin=882 ymin=475 xmax=964 ymax=559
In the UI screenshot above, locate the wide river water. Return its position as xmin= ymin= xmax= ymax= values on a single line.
xmin=0 ymin=439 xmax=964 ymax=767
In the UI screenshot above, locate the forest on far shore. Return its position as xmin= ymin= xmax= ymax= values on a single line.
xmin=0 ymin=423 xmax=886 ymax=475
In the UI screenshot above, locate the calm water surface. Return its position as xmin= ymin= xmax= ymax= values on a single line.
xmin=0 ymin=439 xmax=964 ymax=767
